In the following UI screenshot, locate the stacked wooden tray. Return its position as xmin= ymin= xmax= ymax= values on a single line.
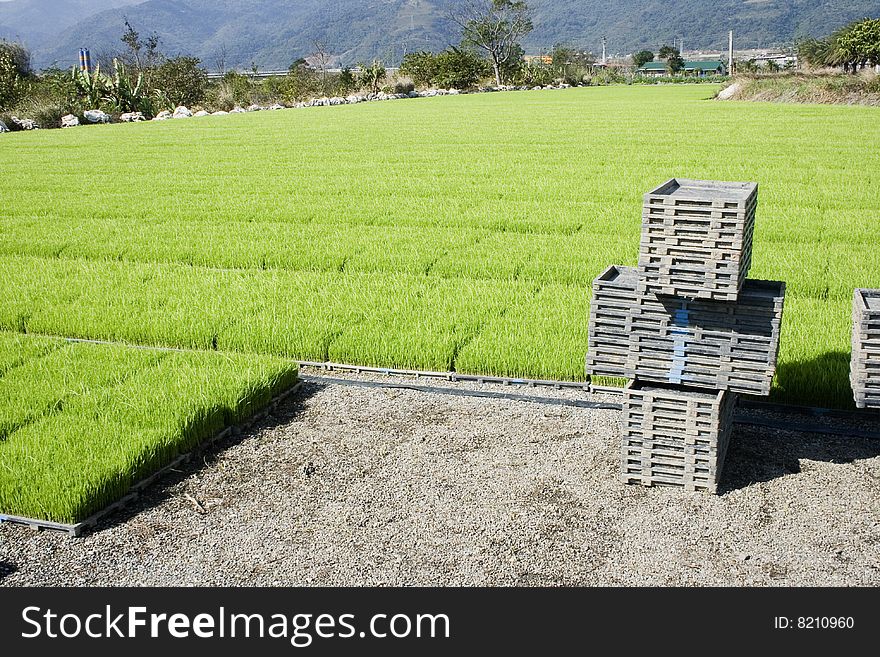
xmin=584 ymin=178 xmax=786 ymax=494
xmin=585 ymin=265 xmax=638 ymax=378
xmin=638 ymin=179 xmax=757 ymax=302
xmin=851 ymin=288 xmax=880 ymax=409
xmin=625 ymin=279 xmax=785 ymax=396
xmin=587 ymin=266 xmax=785 ymax=395
xmin=620 ymin=381 xmax=737 ymax=493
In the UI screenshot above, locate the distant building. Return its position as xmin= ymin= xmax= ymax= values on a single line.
xmin=523 ymin=54 xmax=553 ymax=65
xmin=638 ymin=59 xmax=728 ymax=76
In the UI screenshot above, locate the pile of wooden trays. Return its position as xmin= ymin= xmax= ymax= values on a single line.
xmin=851 ymin=288 xmax=880 ymax=409
xmin=587 ymin=178 xmax=786 ymax=493
xmin=638 ymin=179 xmax=757 ymax=302
xmin=620 ymin=382 xmax=737 ymax=494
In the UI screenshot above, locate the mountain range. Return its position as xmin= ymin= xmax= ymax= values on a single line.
xmin=1 ymin=0 xmax=879 ymax=70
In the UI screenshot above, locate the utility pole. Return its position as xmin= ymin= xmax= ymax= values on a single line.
xmin=728 ymin=30 xmax=734 ymax=74
xmin=601 ymin=35 xmax=607 ymax=65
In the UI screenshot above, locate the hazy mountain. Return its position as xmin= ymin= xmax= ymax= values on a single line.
xmin=0 ymin=1 xmax=143 ymax=49
xmin=6 ymin=0 xmax=880 ymax=70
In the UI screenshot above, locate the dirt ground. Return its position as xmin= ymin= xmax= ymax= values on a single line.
xmin=2 ymin=370 xmax=878 ymax=586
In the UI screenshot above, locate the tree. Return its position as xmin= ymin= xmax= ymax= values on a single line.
xmin=307 ymin=40 xmax=332 ymax=94
xmin=797 ymin=18 xmax=880 ymax=72
xmin=336 ymin=67 xmax=357 ymax=95
xmin=633 ymin=50 xmax=654 ymax=68
xmin=666 ymin=53 xmax=685 ymax=74
xmin=449 ymin=0 xmax=533 ymax=86
xmin=401 ymin=51 xmax=440 ymax=87
xmin=120 ymin=19 xmax=161 ymax=74
xmin=434 ymin=48 xmax=491 ymax=88
xmin=151 ymin=56 xmax=207 ymax=106
xmin=658 ymin=44 xmax=679 ymax=60
xmin=0 ymin=42 xmax=27 ymax=110
xmin=213 ymin=44 xmax=229 ymax=77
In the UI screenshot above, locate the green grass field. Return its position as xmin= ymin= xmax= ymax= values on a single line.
xmin=1 ymin=84 xmax=878 ymax=523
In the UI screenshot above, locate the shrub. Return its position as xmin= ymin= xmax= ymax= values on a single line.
xmin=336 ymin=67 xmax=358 ymax=96
xmin=433 ymin=49 xmax=489 ymax=89
xmin=512 ymin=62 xmax=554 ymax=86
xmin=393 ymin=79 xmax=415 ymax=95
xmin=400 ymin=52 xmax=439 ymax=87
xmin=358 ymin=60 xmax=386 ymax=94
xmin=151 ymin=56 xmax=207 ymax=107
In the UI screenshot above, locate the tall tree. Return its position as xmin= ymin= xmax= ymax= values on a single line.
xmin=658 ymin=44 xmax=679 ymax=60
xmin=633 ymin=50 xmax=654 ymax=68
xmin=449 ymin=0 xmax=533 ymax=86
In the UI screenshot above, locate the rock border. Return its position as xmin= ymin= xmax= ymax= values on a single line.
xmin=0 ymin=83 xmax=575 ymax=132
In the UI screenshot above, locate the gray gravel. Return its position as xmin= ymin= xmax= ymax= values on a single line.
xmin=1 ymin=369 xmax=879 ymax=586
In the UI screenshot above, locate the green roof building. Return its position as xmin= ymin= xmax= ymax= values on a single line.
xmin=638 ymin=59 xmax=728 ymax=76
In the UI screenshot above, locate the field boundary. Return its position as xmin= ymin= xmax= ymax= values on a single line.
xmin=38 ymin=336 xmax=878 ymax=418
xmin=0 ymin=380 xmax=304 ymax=538
xmin=297 ymin=373 xmax=880 ymax=441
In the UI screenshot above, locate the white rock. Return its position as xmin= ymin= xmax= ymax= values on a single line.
xmin=153 ymin=110 xmax=172 ymax=121
xmin=0 ymin=119 xmax=8 ymax=133
xmin=211 ymin=110 xmax=229 ymax=116
xmin=61 ymin=114 xmax=79 ymax=128
xmin=247 ymin=104 xmax=264 ymax=112
xmin=83 ymin=109 xmax=111 ymax=124
xmin=230 ymin=107 xmax=246 ymax=113
xmin=269 ymin=103 xmax=285 ymax=110
xmin=193 ymin=110 xmax=209 ymax=117
xmin=11 ymin=116 xmax=38 ymax=129
xmin=407 ymin=90 xmax=420 ymax=98
xmin=345 ymin=95 xmax=362 ymax=104
xmin=448 ymin=88 xmax=460 ymax=95
xmin=119 ymin=112 xmax=146 ymax=122
xmin=172 ymin=106 xmax=192 ymax=118
xmin=716 ymin=82 xmax=741 ymax=101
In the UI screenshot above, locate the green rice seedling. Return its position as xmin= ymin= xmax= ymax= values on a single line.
xmin=0 ymin=341 xmax=162 ymax=439
xmin=454 ymin=283 xmax=592 ymax=380
xmin=0 ymin=342 xmax=297 ymax=523
xmin=327 ymin=274 xmax=535 ymax=371
xmin=2 ymin=85 xmax=879 ymax=408
xmin=0 ymin=331 xmax=65 ymax=374
xmin=771 ymin=295 xmax=853 ymax=408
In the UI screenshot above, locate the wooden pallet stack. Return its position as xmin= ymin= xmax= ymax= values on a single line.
xmin=851 ymin=288 xmax=880 ymax=409
xmin=587 ymin=179 xmax=786 ymax=494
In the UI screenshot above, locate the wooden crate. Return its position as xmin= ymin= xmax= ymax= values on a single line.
xmin=638 ymin=179 xmax=757 ymax=302
xmin=625 ymin=279 xmax=784 ymax=395
xmin=586 ymin=265 xmax=638 ymax=378
xmin=620 ymin=381 xmax=737 ymax=494
xmin=851 ymin=288 xmax=880 ymax=409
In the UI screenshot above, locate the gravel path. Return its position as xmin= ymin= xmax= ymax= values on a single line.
xmin=2 ymin=370 xmax=879 ymax=586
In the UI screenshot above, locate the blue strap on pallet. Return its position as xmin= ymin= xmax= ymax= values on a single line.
xmin=668 ymin=301 xmax=690 ymax=384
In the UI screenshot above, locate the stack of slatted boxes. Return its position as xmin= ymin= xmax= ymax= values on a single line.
xmin=587 ymin=179 xmax=786 ymax=493
xmin=851 ymin=288 xmax=880 ymax=409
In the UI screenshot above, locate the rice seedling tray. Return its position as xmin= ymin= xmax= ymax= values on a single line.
xmin=620 ymin=380 xmax=737 ymax=493
xmin=586 ymin=265 xmax=639 ymax=377
xmin=639 ymin=178 xmax=757 ymax=301
xmin=0 ymin=380 xmax=303 ymax=537
xmin=851 ymin=289 xmax=880 ymax=409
